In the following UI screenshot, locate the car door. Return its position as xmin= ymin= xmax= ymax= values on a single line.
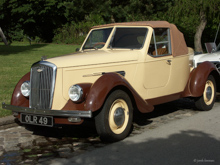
xmin=144 ymin=28 xmax=173 ymax=99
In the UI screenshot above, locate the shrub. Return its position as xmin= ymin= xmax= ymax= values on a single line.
xmin=53 ymin=14 xmax=106 ymax=44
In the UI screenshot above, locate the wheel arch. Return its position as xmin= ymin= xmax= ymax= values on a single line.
xmin=85 ymin=73 xmax=154 ymax=113
xmin=11 ymin=72 xmax=30 ymax=107
xmin=182 ymin=61 xmax=219 ymax=97
xmin=105 ymin=85 xmax=139 ymax=113
xmin=212 ymin=70 xmax=220 ymax=93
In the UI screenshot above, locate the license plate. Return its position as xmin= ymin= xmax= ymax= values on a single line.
xmin=21 ymin=113 xmax=53 ymax=127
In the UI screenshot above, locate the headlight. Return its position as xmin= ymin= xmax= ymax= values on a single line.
xmin=20 ymin=81 xmax=30 ymax=97
xmin=68 ymin=85 xmax=83 ymax=102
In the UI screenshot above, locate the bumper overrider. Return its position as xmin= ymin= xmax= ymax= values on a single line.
xmin=2 ymin=102 xmax=92 ymax=126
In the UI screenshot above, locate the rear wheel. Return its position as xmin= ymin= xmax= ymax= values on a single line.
xmin=95 ymin=90 xmax=133 ymax=142
xmin=195 ymin=75 xmax=216 ymax=111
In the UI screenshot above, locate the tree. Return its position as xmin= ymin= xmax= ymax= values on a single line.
xmin=0 ymin=0 xmax=67 ymax=42
xmin=168 ymin=0 xmax=220 ymax=52
xmin=0 ymin=0 xmax=219 ymax=45
xmin=0 ymin=27 xmax=8 ymax=45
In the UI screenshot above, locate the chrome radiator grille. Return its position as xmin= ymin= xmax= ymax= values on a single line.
xmin=30 ymin=61 xmax=57 ymax=109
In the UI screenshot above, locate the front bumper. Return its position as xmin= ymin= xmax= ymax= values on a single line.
xmin=2 ymin=102 xmax=92 ymax=118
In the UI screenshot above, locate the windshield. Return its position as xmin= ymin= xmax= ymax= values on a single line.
xmin=83 ymin=28 xmax=113 ymax=50
xmin=83 ymin=27 xmax=148 ymax=50
xmin=110 ymin=27 xmax=148 ymax=49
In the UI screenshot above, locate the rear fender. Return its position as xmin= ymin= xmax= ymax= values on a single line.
xmin=182 ymin=62 xmax=218 ymax=97
xmin=85 ymin=73 xmax=154 ymax=113
xmin=11 ymin=72 xmax=30 ymax=107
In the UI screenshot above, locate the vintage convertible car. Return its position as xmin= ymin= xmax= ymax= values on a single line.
xmin=194 ymin=43 xmax=220 ymax=72
xmin=2 ymin=21 xmax=220 ymax=141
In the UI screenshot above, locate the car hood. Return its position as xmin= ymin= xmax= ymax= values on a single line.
xmin=46 ymin=49 xmax=139 ymax=68
xmin=194 ymin=51 xmax=220 ymax=63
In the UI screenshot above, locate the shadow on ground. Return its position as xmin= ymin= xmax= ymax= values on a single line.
xmin=16 ymin=93 xmax=220 ymax=143
xmin=135 ymin=93 xmax=220 ymax=126
xmin=0 ymin=44 xmax=47 ymax=56
xmin=24 ymin=119 xmax=98 ymax=140
xmin=24 ymin=97 xmax=199 ymax=139
xmin=134 ymin=97 xmax=197 ymax=126
xmin=67 ymin=130 xmax=220 ymax=165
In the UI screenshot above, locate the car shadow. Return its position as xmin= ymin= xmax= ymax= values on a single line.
xmin=134 ymin=98 xmax=196 ymax=126
xmin=23 ymin=99 xmax=195 ymax=139
xmin=22 ymin=93 xmax=220 ymax=141
xmin=0 ymin=44 xmax=47 ymax=56
xmin=135 ymin=92 xmax=220 ymax=126
xmin=24 ymin=119 xmax=98 ymax=140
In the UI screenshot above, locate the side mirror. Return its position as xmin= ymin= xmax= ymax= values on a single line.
xmin=75 ymin=48 xmax=80 ymax=52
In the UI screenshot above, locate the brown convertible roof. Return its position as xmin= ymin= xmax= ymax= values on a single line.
xmin=92 ymin=21 xmax=171 ymax=29
xmin=92 ymin=21 xmax=188 ymax=57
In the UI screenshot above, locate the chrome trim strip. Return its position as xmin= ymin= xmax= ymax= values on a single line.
xmin=83 ymin=71 xmax=126 ymax=77
xmin=2 ymin=103 xmax=92 ymax=118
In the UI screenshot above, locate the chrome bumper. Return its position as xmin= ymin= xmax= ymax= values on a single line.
xmin=2 ymin=102 xmax=92 ymax=118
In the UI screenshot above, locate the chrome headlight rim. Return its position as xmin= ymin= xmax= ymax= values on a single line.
xmin=68 ymin=84 xmax=83 ymax=102
xmin=20 ymin=81 xmax=31 ymax=97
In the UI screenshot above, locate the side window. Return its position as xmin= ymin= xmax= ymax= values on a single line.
xmin=148 ymin=28 xmax=171 ymax=56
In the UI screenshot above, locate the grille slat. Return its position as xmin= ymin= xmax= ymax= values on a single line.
xmin=30 ymin=62 xmax=56 ymax=110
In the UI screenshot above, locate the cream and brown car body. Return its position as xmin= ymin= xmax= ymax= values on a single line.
xmin=2 ymin=21 xmax=220 ymax=141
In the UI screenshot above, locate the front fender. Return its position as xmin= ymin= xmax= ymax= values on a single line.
xmin=85 ymin=73 xmax=154 ymax=113
xmin=182 ymin=62 xmax=217 ymax=97
xmin=11 ymin=72 xmax=30 ymax=107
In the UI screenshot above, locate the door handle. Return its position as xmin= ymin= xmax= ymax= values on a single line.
xmin=167 ymin=60 xmax=172 ymax=65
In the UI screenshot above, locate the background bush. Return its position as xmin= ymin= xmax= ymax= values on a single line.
xmin=0 ymin=0 xmax=219 ymax=48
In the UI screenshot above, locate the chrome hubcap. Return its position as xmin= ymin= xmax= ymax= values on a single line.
xmin=203 ymin=80 xmax=215 ymax=105
xmin=114 ymin=107 xmax=125 ymax=127
xmin=206 ymin=86 xmax=212 ymax=101
xmin=109 ymin=99 xmax=129 ymax=134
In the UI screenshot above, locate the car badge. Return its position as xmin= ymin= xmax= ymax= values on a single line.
xmin=37 ymin=68 xmax=44 ymax=73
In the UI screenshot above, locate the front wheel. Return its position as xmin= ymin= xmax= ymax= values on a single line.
xmin=95 ymin=90 xmax=133 ymax=142
xmin=195 ymin=75 xmax=216 ymax=111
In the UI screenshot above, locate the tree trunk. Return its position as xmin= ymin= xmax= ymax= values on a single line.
xmin=0 ymin=27 xmax=8 ymax=45
xmin=194 ymin=10 xmax=207 ymax=53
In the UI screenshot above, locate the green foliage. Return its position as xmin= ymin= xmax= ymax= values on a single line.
xmin=53 ymin=14 xmax=105 ymax=44
xmin=166 ymin=0 xmax=220 ymax=48
xmin=0 ymin=0 xmax=219 ymax=46
xmin=0 ymin=0 xmax=67 ymax=42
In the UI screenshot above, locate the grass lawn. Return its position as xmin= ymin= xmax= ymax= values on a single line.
xmin=0 ymin=42 xmax=80 ymax=117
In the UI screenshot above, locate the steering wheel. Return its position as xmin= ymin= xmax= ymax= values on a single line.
xmin=93 ymin=42 xmax=106 ymax=49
